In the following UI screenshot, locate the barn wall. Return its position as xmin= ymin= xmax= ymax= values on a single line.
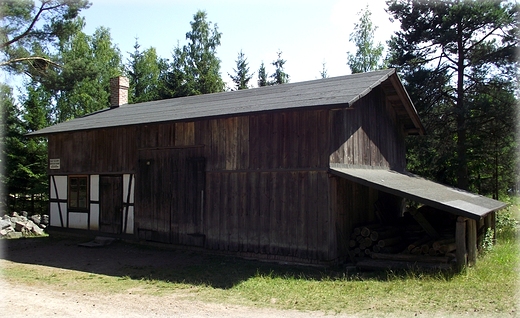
xmin=132 ymin=109 xmax=336 ymax=261
xmin=47 ymin=126 xmax=137 ymax=175
xmin=329 ymin=88 xmax=407 ymax=170
xmin=46 ymin=93 xmax=406 ymax=262
xmin=198 ymin=110 xmax=335 ymax=261
xmin=204 ymin=170 xmax=334 ymax=261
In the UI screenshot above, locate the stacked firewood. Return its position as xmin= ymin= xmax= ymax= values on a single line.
xmin=349 ymin=223 xmax=457 ymax=259
xmin=349 ymin=224 xmax=405 ymax=257
xmin=405 ymin=237 xmax=456 ymax=257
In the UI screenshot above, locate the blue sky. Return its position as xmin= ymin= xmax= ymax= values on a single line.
xmin=80 ymin=0 xmax=400 ymax=88
xmin=2 ymin=0 xmax=400 ymax=92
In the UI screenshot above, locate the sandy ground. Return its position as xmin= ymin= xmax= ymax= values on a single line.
xmin=0 ymin=237 xmax=355 ymax=318
xmin=1 ymin=279 xmax=350 ymax=318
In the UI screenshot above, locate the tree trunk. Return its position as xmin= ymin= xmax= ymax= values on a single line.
xmin=456 ymin=17 xmax=468 ymax=190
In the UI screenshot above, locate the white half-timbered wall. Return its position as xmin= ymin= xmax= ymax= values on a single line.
xmin=49 ymin=174 xmax=135 ymax=234
xmin=49 ymin=175 xmax=67 ymax=227
xmin=122 ymin=174 xmax=135 ymax=234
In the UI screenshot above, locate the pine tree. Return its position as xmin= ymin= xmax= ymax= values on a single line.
xmin=387 ymin=0 xmax=519 ymax=194
xmin=320 ymin=62 xmax=329 ymax=79
xmin=257 ymin=62 xmax=268 ymax=87
xmin=270 ymin=51 xmax=289 ymax=85
xmin=127 ymin=39 xmax=164 ymax=103
xmin=1 ymin=83 xmax=48 ymax=213
xmin=0 ymin=0 xmax=90 ymax=77
xmin=165 ymin=10 xmax=224 ymax=97
xmin=228 ymin=50 xmax=254 ymax=90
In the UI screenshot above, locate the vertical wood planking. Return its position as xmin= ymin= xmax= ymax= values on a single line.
xmin=258 ymin=115 xmax=271 ymax=170
xmin=269 ymin=172 xmax=280 ymax=255
xmin=237 ymin=172 xmax=248 ymax=251
xmin=248 ymin=172 xmax=260 ymax=253
xmin=296 ymin=172 xmax=307 ymax=259
xmin=279 ymin=172 xmax=289 ymax=255
xmin=225 ymin=117 xmax=238 ymax=170
xmin=298 ymin=112 xmax=309 ymax=168
xmin=219 ymin=171 xmax=230 ymax=250
xmin=288 ymin=172 xmax=299 ymax=257
xmin=249 ymin=115 xmax=259 ymax=169
xmin=259 ymin=172 xmax=271 ymax=254
xmin=237 ymin=116 xmax=249 ymax=170
xmin=206 ymin=173 xmax=219 ymax=250
xmin=317 ymin=110 xmax=329 ymax=168
xmin=228 ymin=172 xmax=239 ymax=251
xmin=281 ymin=113 xmax=290 ymax=167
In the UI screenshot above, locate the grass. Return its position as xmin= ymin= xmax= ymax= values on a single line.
xmin=2 ymin=199 xmax=519 ymax=317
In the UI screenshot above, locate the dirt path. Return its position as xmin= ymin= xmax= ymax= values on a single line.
xmin=1 ymin=237 xmax=356 ymax=317
xmin=2 ymin=279 xmax=349 ymax=318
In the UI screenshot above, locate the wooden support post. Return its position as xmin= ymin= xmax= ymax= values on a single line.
xmin=484 ymin=213 xmax=492 ymax=240
xmin=491 ymin=211 xmax=496 ymax=244
xmin=467 ymin=218 xmax=477 ymax=266
xmin=456 ymin=217 xmax=467 ymax=271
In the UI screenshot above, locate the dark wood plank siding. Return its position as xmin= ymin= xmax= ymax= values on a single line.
xmin=194 ymin=109 xmax=336 ymax=261
xmin=99 ymin=175 xmax=123 ymax=234
xmin=135 ymin=147 xmax=205 ymax=245
xmin=46 ymin=91 xmax=406 ymax=263
xmin=204 ymin=170 xmax=331 ymax=260
xmin=329 ymin=88 xmax=407 ymax=170
xmin=47 ymin=126 xmax=137 ymax=175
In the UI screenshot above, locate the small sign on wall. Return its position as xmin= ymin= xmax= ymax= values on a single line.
xmin=49 ymin=159 xmax=60 ymax=170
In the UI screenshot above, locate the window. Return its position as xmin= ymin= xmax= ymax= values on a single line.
xmin=69 ymin=176 xmax=88 ymax=210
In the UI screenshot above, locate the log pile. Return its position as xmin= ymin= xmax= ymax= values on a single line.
xmin=349 ymin=224 xmax=405 ymax=257
xmin=350 ymin=222 xmax=457 ymax=271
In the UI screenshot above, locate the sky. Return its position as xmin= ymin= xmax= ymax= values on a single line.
xmin=78 ymin=0 xmax=400 ymax=88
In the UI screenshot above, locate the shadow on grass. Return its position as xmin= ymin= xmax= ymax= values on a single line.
xmin=0 ymin=235 xmax=457 ymax=289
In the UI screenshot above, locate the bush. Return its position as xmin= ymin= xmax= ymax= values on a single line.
xmin=495 ymin=200 xmax=519 ymax=241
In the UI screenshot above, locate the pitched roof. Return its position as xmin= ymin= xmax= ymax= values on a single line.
xmin=330 ymin=166 xmax=507 ymax=219
xmin=28 ymin=68 xmax=425 ymax=136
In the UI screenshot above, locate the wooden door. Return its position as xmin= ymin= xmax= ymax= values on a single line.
xmin=135 ymin=148 xmax=205 ymax=245
xmin=99 ymin=175 xmax=123 ymax=234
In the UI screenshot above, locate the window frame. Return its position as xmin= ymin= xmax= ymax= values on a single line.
xmin=68 ymin=175 xmax=89 ymax=211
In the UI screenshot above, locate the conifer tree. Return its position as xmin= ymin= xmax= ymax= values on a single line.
xmin=387 ymin=0 xmax=518 ymax=194
xmin=270 ymin=51 xmax=289 ymax=85
xmin=127 ymin=39 xmax=164 ymax=103
xmin=165 ymin=10 xmax=224 ymax=97
xmin=228 ymin=50 xmax=254 ymax=90
xmin=257 ymin=62 xmax=268 ymax=87
xmin=0 ymin=0 xmax=91 ymax=78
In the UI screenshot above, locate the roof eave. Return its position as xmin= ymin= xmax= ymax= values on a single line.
xmin=388 ymin=73 xmax=426 ymax=136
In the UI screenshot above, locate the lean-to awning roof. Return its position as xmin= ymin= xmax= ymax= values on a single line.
xmin=329 ymin=165 xmax=507 ymax=220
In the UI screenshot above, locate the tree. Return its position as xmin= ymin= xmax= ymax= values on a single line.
xmin=126 ymin=39 xmax=165 ymax=103
xmin=347 ymin=5 xmax=385 ymax=74
xmin=164 ymin=10 xmax=224 ymax=97
xmin=228 ymin=50 xmax=254 ymax=90
xmin=387 ymin=0 xmax=519 ymax=194
xmin=257 ymin=62 xmax=268 ymax=87
xmin=270 ymin=50 xmax=289 ymax=85
xmin=0 ymin=0 xmax=91 ymax=77
xmin=42 ymin=24 xmax=123 ymax=122
xmin=320 ymin=61 xmax=329 ymax=79
xmin=1 ymin=83 xmax=48 ymax=213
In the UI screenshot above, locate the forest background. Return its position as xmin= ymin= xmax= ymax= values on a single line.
xmin=0 ymin=0 xmax=518 ymax=214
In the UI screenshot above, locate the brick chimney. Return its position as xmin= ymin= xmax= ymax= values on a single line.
xmin=110 ymin=76 xmax=129 ymax=108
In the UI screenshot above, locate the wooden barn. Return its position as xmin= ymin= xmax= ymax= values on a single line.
xmin=29 ymin=69 xmax=506 ymax=268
